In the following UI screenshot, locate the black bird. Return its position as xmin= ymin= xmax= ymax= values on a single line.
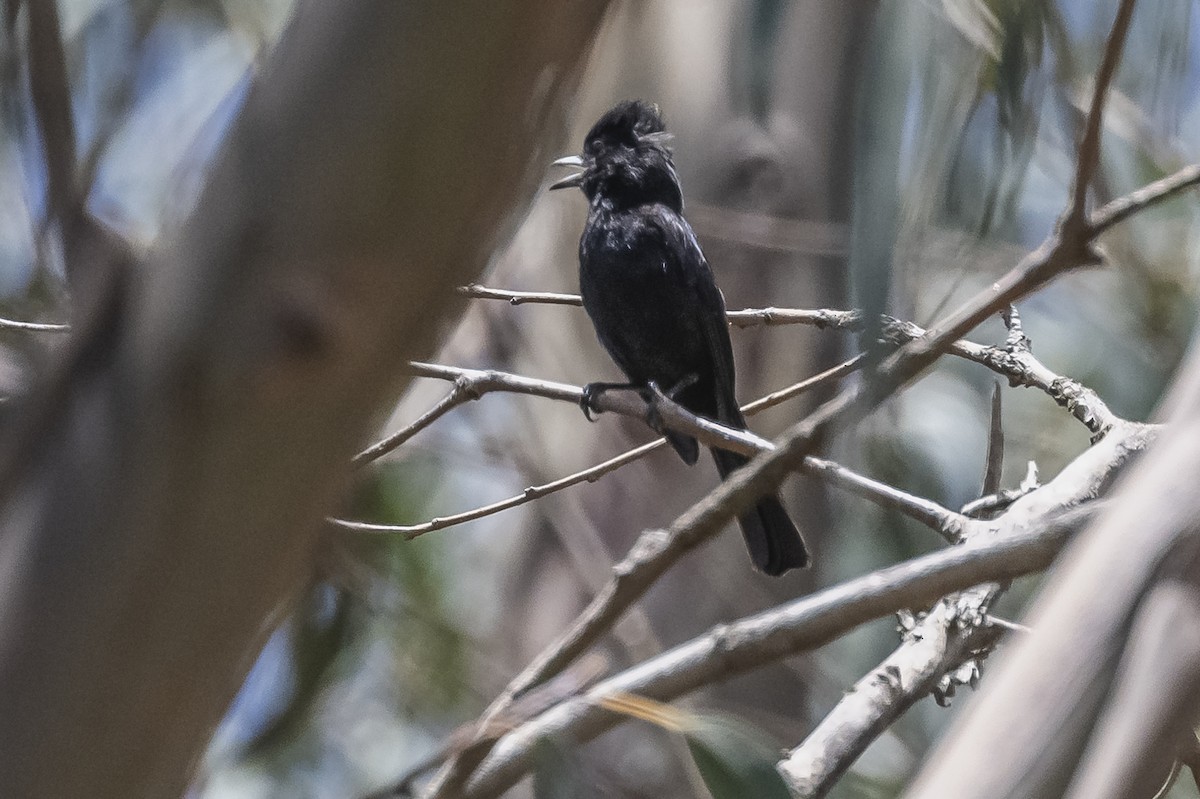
xmin=550 ymin=100 xmax=808 ymax=575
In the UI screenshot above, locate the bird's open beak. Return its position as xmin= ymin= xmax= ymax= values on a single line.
xmin=549 ymin=155 xmax=585 ymax=190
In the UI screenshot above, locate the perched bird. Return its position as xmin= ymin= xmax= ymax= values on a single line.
xmin=550 ymin=100 xmax=808 ymax=575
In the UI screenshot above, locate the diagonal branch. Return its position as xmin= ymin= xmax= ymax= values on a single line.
xmin=1067 ymin=0 xmax=1138 ymax=227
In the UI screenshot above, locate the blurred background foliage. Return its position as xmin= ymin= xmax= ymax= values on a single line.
xmin=3 ymin=0 xmax=1200 ymax=797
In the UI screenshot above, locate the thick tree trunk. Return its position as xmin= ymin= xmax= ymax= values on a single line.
xmin=0 ymin=2 xmax=609 ymax=796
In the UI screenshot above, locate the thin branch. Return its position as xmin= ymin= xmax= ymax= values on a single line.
xmin=1090 ymin=162 xmax=1200 ymax=233
xmin=744 ymin=354 xmax=866 ymax=411
xmin=333 ymin=439 xmax=665 ymax=538
xmin=881 ymin=316 xmax=1121 ymax=437
xmin=353 ymin=386 xmax=470 ymax=467
xmin=801 ymin=456 xmax=966 ymax=544
xmin=338 ymin=360 xmax=963 ymax=542
xmin=726 ymin=307 xmax=863 ymax=329
xmin=986 ymin=616 xmax=1031 ymax=635
xmin=1068 ymin=0 xmax=1138 ymax=226
xmin=458 ymin=284 xmax=583 ymax=306
xmin=457 ymin=283 xmax=1121 ymax=433
xmin=339 ymin=357 xmax=860 ymax=536
xmin=461 ymin=284 xmax=862 ymax=329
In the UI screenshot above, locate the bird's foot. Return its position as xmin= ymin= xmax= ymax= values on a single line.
xmin=580 ymin=381 xmax=640 ymax=421
xmin=643 ymin=375 xmax=699 ymax=431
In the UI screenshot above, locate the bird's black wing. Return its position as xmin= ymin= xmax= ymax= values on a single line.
xmin=644 ymin=207 xmax=742 ymax=425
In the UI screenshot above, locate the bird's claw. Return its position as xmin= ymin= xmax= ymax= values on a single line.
xmin=580 ymin=383 xmax=605 ymax=422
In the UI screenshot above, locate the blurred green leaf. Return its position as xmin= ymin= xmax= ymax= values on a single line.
xmin=681 ymin=714 xmax=793 ymax=799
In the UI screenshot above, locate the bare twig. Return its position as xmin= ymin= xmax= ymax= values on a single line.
xmin=353 ymin=386 xmax=470 ymax=467
xmin=881 ymin=316 xmax=1121 ymax=437
xmin=339 ymin=360 xmax=963 ymax=542
xmin=335 ymin=439 xmax=667 ymax=538
xmin=340 ymin=357 xmax=860 ymax=535
xmin=461 ymin=283 xmax=864 ymax=329
xmin=726 ymin=307 xmax=863 ymax=329
xmin=458 ymin=284 xmax=583 ymax=306
xmin=985 ymin=616 xmax=1031 ymax=635
xmin=802 ymin=456 xmax=966 ymax=544
xmin=1067 ymin=0 xmax=1138 ymax=227
xmin=458 ymin=284 xmax=1121 ymax=432
xmin=1089 ymin=162 xmax=1200 ymax=233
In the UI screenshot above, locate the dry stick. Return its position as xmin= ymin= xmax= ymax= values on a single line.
xmin=458 ymin=284 xmax=582 ymax=306
xmin=1090 ymin=162 xmax=1200 ymax=232
xmin=1067 ymin=0 xmax=1138 ymax=227
xmin=352 ymin=386 xmax=471 ymax=467
xmin=336 ymin=356 xmax=865 ymax=535
xmin=459 ymin=283 xmax=863 ymax=329
xmin=342 ymin=362 xmax=967 ymax=543
xmin=422 ymin=165 xmax=1198 ymax=799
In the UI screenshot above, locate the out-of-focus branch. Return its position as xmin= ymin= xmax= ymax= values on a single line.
xmin=1090 ymin=163 xmax=1200 ymax=233
xmin=0 ymin=316 xmax=69 ymax=332
xmin=0 ymin=4 xmax=613 ymax=797
xmin=1067 ymin=0 xmax=1138 ymax=227
xmin=24 ymin=0 xmax=77 ymax=229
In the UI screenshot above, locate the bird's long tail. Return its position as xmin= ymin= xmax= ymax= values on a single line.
xmin=710 ymin=444 xmax=809 ymax=576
